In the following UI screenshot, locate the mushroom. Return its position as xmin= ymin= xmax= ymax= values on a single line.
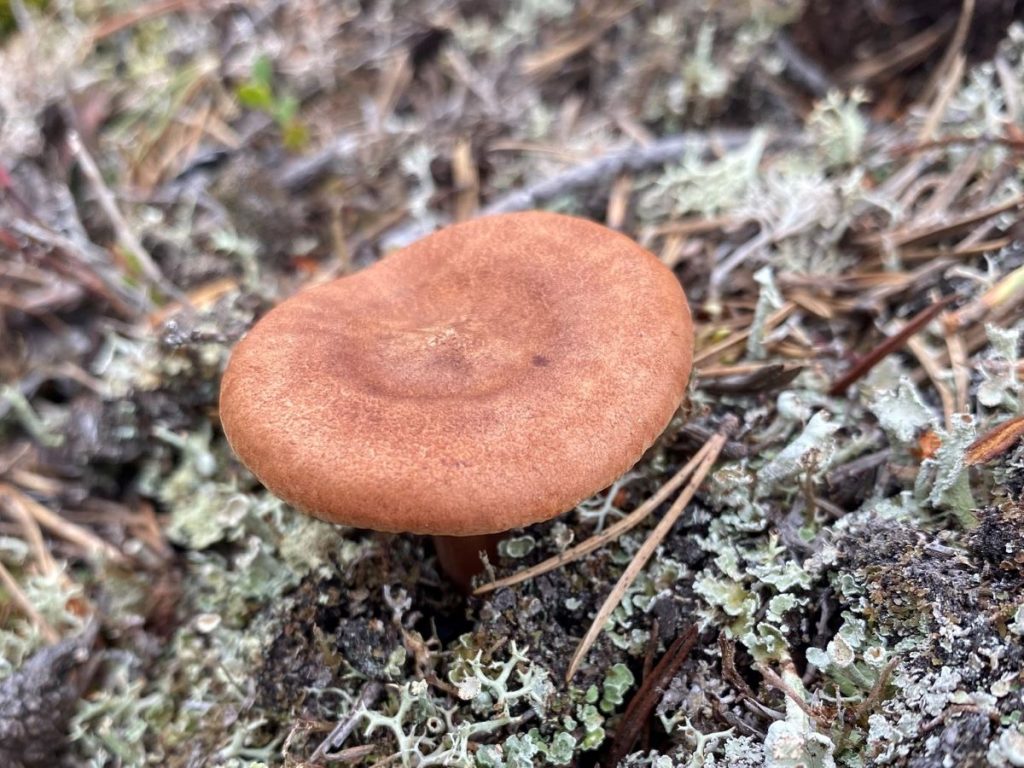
xmin=219 ymin=211 xmax=693 ymax=590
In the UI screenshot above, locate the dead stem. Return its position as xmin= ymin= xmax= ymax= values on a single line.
xmin=693 ymin=303 xmax=796 ymax=368
xmin=754 ymin=660 xmax=829 ymax=728
xmin=966 ymin=415 xmax=1024 ymax=465
xmin=944 ymin=320 xmax=970 ymax=414
xmin=1 ymin=487 xmax=58 ymax=576
xmin=906 ymin=336 xmax=956 ymax=429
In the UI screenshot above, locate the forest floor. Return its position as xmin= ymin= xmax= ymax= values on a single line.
xmin=2 ymin=1 xmax=1024 ymax=766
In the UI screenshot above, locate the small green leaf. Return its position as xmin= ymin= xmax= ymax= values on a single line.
xmin=281 ymin=119 xmax=309 ymax=152
xmin=236 ymin=81 xmax=274 ymax=111
xmin=251 ymin=54 xmax=273 ymax=88
xmin=274 ymin=93 xmax=299 ymax=124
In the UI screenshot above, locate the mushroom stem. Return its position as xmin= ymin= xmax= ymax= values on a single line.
xmin=432 ymin=533 xmax=502 ymax=593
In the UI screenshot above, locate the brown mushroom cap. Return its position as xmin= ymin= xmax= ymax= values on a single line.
xmin=219 ymin=211 xmax=693 ymax=536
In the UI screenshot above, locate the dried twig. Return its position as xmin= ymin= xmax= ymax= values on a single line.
xmin=8 ymin=219 xmax=141 ymax=317
xmin=918 ymin=0 xmax=974 ymax=123
xmin=566 ymin=429 xmax=729 ymax=681
xmin=906 ymin=336 xmax=955 ymax=429
xmin=473 ymin=441 xmax=715 ymax=595
xmin=836 ymin=656 xmax=900 ymax=749
xmin=603 ymin=624 xmax=699 ymax=766
xmin=1 ymin=488 xmax=58 ymax=576
xmin=699 ymin=362 xmax=804 ymax=395
xmin=310 ymin=681 xmax=383 ymax=762
xmin=719 ymin=634 xmax=757 ymax=699
xmin=948 ymin=262 xmax=1024 ymax=329
xmin=828 ymin=296 xmax=954 ymax=396
xmin=754 ymin=660 xmax=827 ymax=727
xmin=838 ymin=19 xmax=953 ymax=84
xmin=944 ymin=321 xmax=970 ymax=414
xmin=638 ymin=618 xmax=660 ymax=753
xmin=966 ymin=415 xmax=1024 ymax=466
xmin=852 ymin=657 xmax=899 ymax=723
xmin=855 ymin=193 xmax=1024 ymax=250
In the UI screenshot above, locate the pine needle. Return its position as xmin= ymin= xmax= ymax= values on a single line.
xmin=0 ymin=483 xmax=126 ymax=564
xmin=473 ymin=440 xmax=716 ymax=596
xmin=0 ymin=559 xmax=59 ymax=644
xmin=565 ymin=430 xmax=728 ymax=681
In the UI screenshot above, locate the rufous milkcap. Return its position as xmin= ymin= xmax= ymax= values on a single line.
xmin=219 ymin=211 xmax=694 ymax=537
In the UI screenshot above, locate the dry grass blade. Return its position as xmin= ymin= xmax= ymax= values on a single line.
xmin=965 ymin=415 xmax=1024 ymax=466
xmin=837 ymin=19 xmax=953 ymax=84
xmin=566 ymin=432 xmax=727 ymax=681
xmin=918 ymin=0 xmax=974 ymax=124
xmin=0 ymin=559 xmax=59 ymax=644
xmin=519 ymin=26 xmax=608 ymax=78
xmin=828 ymin=296 xmax=954 ymax=396
xmin=473 ymin=441 xmax=715 ymax=596
xmin=902 ymin=237 xmax=1012 ymax=264
xmin=519 ymin=5 xmax=635 ymax=78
